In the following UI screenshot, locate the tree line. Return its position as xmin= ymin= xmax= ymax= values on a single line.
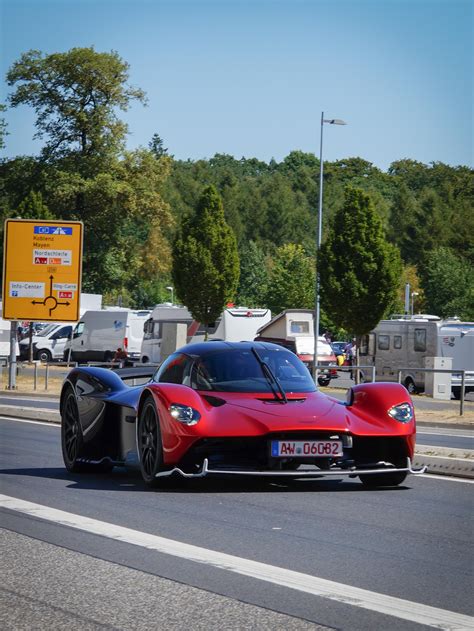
xmin=1 ymin=47 xmax=472 ymax=338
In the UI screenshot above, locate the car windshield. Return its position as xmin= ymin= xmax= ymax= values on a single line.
xmin=191 ymin=348 xmax=316 ymax=393
xmin=36 ymin=324 xmax=58 ymax=337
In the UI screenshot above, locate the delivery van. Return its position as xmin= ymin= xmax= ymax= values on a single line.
xmin=19 ymin=322 xmax=73 ymax=362
xmin=64 ymin=310 xmax=150 ymax=363
xmin=140 ymin=305 xmax=272 ymax=364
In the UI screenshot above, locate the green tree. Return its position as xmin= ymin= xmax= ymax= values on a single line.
xmin=265 ymin=243 xmax=315 ymax=315
xmin=172 ymin=185 xmax=240 ymax=328
xmin=236 ymin=240 xmax=269 ymax=307
xmin=319 ymin=187 xmax=401 ymax=338
xmin=0 ymin=104 xmax=7 ymax=150
xmin=6 ymin=47 xmax=146 ymax=164
xmin=149 ymin=133 xmax=169 ymax=158
xmin=420 ymin=247 xmax=474 ymax=320
xmin=17 ymin=190 xmax=54 ymax=219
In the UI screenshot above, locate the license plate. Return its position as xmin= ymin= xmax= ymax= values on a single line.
xmin=271 ymin=440 xmax=343 ymax=458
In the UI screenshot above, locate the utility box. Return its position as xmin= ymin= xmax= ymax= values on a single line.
xmin=424 ymin=356 xmax=452 ymax=400
xmin=161 ymin=322 xmax=187 ymax=363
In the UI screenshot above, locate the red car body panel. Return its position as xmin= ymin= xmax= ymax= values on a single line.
xmin=141 ymin=381 xmax=416 ymax=466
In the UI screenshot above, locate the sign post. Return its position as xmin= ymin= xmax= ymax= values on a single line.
xmin=2 ymin=219 xmax=83 ymax=389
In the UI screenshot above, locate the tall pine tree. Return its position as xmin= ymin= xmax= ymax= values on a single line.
xmin=172 ymin=185 xmax=239 ymax=328
xmin=319 ymin=187 xmax=400 ymax=337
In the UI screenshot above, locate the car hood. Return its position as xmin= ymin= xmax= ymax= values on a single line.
xmin=205 ymin=390 xmax=409 ymax=436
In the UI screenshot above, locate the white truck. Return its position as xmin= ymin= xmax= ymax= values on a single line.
xmin=140 ymin=305 xmax=272 ymax=364
xmin=64 ymin=309 xmax=150 ymax=363
xmin=0 ymin=317 xmax=19 ymax=359
xmin=358 ymin=315 xmax=474 ymax=398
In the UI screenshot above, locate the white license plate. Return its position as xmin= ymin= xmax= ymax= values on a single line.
xmin=271 ymin=440 xmax=343 ymax=458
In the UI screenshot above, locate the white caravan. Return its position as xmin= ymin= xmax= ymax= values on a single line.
xmin=359 ymin=316 xmax=474 ymax=398
xmin=253 ymin=309 xmax=337 ymax=386
xmin=140 ymin=305 xmax=272 ymax=364
xmin=64 ymin=309 xmax=150 ymax=363
xmin=0 ymin=317 xmax=19 ymax=359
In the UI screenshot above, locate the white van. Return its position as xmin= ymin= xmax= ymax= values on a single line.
xmin=19 ymin=322 xmax=73 ymax=362
xmin=64 ymin=310 xmax=150 ymax=363
xmin=141 ymin=306 xmax=272 ymax=364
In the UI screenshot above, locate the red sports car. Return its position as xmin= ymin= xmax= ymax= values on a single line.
xmin=60 ymin=341 xmax=425 ymax=487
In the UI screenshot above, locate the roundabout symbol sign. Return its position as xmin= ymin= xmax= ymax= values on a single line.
xmin=2 ymin=219 xmax=83 ymax=322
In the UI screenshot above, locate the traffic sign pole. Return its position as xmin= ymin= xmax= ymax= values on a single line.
xmin=8 ymin=320 xmax=18 ymax=390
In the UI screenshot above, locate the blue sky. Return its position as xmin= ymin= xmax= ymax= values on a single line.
xmin=0 ymin=0 xmax=472 ymax=170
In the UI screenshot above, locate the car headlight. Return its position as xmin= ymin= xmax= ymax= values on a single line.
xmin=169 ymin=403 xmax=201 ymax=426
xmin=388 ymin=402 xmax=414 ymax=423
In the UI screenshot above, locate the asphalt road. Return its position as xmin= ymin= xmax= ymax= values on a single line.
xmin=1 ymin=417 xmax=473 ymax=631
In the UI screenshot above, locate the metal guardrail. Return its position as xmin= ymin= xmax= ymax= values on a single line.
xmin=396 ymin=368 xmax=467 ymax=416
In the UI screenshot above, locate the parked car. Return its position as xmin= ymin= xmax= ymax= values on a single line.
xmin=60 ymin=340 xmax=425 ymax=488
xmin=19 ymin=323 xmax=73 ymax=362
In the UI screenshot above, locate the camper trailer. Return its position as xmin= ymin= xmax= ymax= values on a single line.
xmin=359 ymin=316 xmax=474 ymax=398
xmin=140 ymin=306 xmax=272 ymax=364
xmin=254 ymin=309 xmax=337 ymax=386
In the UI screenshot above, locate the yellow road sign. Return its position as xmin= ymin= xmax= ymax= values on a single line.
xmin=2 ymin=219 xmax=83 ymax=322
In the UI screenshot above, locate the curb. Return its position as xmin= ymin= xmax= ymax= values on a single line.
xmin=1 ymin=405 xmax=472 ymax=480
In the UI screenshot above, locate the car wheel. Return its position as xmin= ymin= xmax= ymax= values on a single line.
xmin=318 ymin=377 xmax=330 ymax=387
xmin=37 ymin=349 xmax=52 ymax=363
xmin=142 ymin=356 xmax=149 ymax=364
xmin=138 ymin=398 xmax=164 ymax=487
xmin=61 ymin=386 xmax=113 ymax=473
xmin=452 ymin=387 xmax=461 ymax=400
xmin=104 ymin=351 xmax=113 ymax=362
xmin=359 ymin=471 xmax=407 ymax=487
xmin=61 ymin=387 xmax=86 ymax=472
xmin=404 ymin=378 xmax=417 ymax=395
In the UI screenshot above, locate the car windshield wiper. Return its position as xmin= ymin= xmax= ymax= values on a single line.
xmin=251 ymin=348 xmax=287 ymax=404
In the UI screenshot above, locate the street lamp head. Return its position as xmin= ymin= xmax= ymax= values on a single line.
xmin=166 ymin=286 xmax=173 ymax=291
xmin=323 ymin=118 xmax=347 ymax=125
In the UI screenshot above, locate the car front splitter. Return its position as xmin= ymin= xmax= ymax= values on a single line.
xmin=155 ymin=458 xmax=427 ymax=479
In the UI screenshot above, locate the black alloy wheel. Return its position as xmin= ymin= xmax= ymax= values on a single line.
xmin=61 ymin=388 xmax=84 ymax=472
xmin=138 ymin=399 xmax=164 ymax=487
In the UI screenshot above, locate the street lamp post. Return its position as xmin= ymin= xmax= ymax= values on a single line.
xmin=411 ymin=291 xmax=419 ymax=316
xmin=166 ymin=286 xmax=174 ymax=305
xmin=314 ymin=112 xmax=347 ymax=381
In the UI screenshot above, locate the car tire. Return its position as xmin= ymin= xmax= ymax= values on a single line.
xmin=104 ymin=351 xmax=114 ymax=362
xmin=137 ymin=398 xmax=164 ymax=487
xmin=61 ymin=386 xmax=113 ymax=473
xmin=359 ymin=471 xmax=407 ymax=487
xmin=37 ymin=349 xmax=52 ymax=363
xmin=142 ymin=356 xmax=149 ymax=364
xmin=452 ymin=387 xmax=461 ymax=400
xmin=404 ymin=378 xmax=417 ymax=395
xmin=318 ymin=377 xmax=330 ymax=387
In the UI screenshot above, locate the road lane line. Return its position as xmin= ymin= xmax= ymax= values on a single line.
xmin=1 ymin=494 xmax=473 ymax=630
xmin=0 ymin=417 xmax=59 ymax=428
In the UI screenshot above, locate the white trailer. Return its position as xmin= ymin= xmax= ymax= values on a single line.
xmin=140 ymin=305 xmax=271 ymax=364
xmin=254 ymin=309 xmax=337 ymax=386
xmin=359 ymin=316 xmax=474 ymax=398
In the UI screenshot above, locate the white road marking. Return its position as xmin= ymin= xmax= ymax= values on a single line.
xmin=0 ymin=416 xmax=59 ymax=428
xmin=418 ymin=473 xmax=474 ymax=484
xmin=1 ymin=494 xmax=473 ymax=630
